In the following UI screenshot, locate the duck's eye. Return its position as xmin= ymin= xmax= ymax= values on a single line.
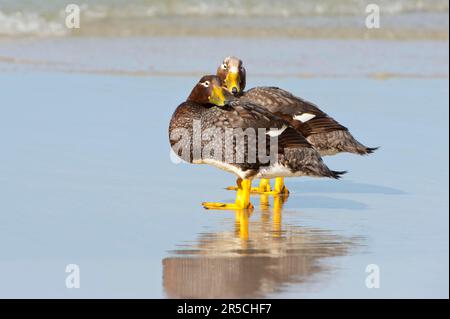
xmin=221 ymin=64 xmax=227 ymax=70
xmin=201 ymin=81 xmax=210 ymax=87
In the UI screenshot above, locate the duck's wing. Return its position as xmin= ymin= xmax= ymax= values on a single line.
xmin=223 ymin=99 xmax=313 ymax=151
xmin=226 ymin=100 xmax=345 ymax=179
xmin=243 ymin=87 xmax=348 ymax=136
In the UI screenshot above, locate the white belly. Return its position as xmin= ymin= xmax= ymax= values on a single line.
xmin=193 ymin=158 xmax=248 ymax=180
xmin=255 ymin=163 xmax=307 ymax=179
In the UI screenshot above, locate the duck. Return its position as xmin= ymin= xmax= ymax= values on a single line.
xmin=169 ymin=75 xmax=346 ymax=210
xmin=216 ymin=56 xmax=377 ymax=195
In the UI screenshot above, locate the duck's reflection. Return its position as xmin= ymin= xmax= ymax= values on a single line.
xmin=163 ymin=195 xmax=360 ymax=298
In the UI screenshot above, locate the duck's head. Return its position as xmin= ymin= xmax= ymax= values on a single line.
xmin=187 ymin=75 xmax=232 ymax=106
xmin=216 ymin=56 xmax=246 ymax=96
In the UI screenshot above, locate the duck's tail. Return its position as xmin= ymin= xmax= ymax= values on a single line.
xmin=329 ymin=170 xmax=347 ymax=179
xmin=307 ymin=130 xmax=379 ymax=156
xmin=284 ymin=148 xmax=348 ymax=180
xmin=364 ymin=146 xmax=379 ymax=154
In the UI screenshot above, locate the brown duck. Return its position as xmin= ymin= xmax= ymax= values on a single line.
xmin=168 ymin=75 xmax=346 ymax=210
xmin=217 ymin=56 xmax=377 ymax=195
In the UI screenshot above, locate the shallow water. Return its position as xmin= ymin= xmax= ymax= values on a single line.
xmin=0 ymin=37 xmax=448 ymax=78
xmin=0 ymin=54 xmax=448 ymax=297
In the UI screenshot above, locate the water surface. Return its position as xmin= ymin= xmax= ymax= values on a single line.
xmin=0 ymin=60 xmax=447 ymax=297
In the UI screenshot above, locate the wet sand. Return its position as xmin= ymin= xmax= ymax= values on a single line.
xmin=0 ymin=37 xmax=448 ymax=78
xmin=0 ymin=36 xmax=448 ymax=298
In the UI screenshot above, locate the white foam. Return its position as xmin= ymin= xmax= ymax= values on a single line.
xmin=0 ymin=11 xmax=67 ymax=37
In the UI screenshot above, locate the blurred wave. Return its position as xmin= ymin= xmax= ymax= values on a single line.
xmin=0 ymin=10 xmax=68 ymax=37
xmin=0 ymin=0 xmax=448 ymax=38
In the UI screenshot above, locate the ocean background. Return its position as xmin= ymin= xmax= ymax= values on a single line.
xmin=0 ymin=0 xmax=448 ymax=298
xmin=0 ymin=0 xmax=448 ymax=39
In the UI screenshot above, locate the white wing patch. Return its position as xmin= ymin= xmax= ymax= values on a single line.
xmin=266 ymin=125 xmax=287 ymax=137
xmin=294 ymin=113 xmax=316 ymax=123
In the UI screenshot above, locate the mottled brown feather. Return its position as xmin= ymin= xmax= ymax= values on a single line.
xmin=242 ymin=87 xmax=348 ymax=137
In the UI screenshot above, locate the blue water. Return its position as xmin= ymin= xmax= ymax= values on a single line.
xmin=0 ymin=70 xmax=448 ymax=298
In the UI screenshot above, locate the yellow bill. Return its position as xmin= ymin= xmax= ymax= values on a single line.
xmin=225 ymin=71 xmax=240 ymax=94
xmin=208 ymin=85 xmax=226 ymax=106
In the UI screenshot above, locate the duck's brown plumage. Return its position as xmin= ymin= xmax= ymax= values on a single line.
xmin=169 ymin=75 xmax=344 ymax=180
xmin=218 ymin=57 xmax=378 ymax=156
